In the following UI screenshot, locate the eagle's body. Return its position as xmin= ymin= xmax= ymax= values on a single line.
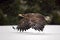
xmin=16 ymin=13 xmax=47 ymax=32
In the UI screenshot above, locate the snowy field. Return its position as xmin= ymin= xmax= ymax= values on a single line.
xmin=0 ymin=25 xmax=60 ymax=40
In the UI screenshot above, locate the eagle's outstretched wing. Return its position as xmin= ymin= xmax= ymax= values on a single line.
xmin=16 ymin=18 xmax=31 ymax=32
xmin=30 ymin=19 xmax=46 ymax=31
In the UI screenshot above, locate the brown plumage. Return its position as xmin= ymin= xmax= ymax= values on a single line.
xmin=13 ymin=13 xmax=52 ymax=32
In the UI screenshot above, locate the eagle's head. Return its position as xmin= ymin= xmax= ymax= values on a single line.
xmin=44 ymin=15 xmax=53 ymax=24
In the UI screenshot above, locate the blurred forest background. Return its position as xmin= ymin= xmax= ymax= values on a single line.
xmin=0 ymin=0 xmax=60 ymax=25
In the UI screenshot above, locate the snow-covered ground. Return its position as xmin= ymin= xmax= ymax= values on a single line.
xmin=0 ymin=25 xmax=60 ymax=40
